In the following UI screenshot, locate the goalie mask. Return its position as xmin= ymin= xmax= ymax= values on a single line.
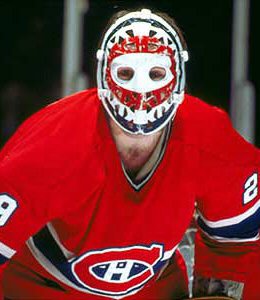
xmin=97 ymin=9 xmax=189 ymax=135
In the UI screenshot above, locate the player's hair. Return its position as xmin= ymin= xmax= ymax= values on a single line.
xmin=98 ymin=8 xmax=188 ymax=51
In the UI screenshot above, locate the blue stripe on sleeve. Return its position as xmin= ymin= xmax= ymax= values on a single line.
xmin=197 ymin=206 xmax=260 ymax=240
xmin=0 ymin=254 xmax=9 ymax=265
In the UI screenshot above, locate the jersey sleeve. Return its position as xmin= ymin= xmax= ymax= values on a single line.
xmin=0 ymin=90 xmax=104 ymax=299
xmin=193 ymin=109 xmax=260 ymax=299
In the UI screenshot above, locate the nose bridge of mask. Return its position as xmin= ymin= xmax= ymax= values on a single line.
xmin=131 ymin=55 xmax=153 ymax=91
xmin=111 ymin=53 xmax=173 ymax=93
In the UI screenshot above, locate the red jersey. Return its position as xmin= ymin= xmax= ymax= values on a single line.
xmin=0 ymin=88 xmax=259 ymax=299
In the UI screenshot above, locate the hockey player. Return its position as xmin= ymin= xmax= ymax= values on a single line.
xmin=0 ymin=8 xmax=259 ymax=300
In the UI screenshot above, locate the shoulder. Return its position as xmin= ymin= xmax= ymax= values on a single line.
xmin=175 ymin=94 xmax=227 ymax=145
xmin=1 ymin=88 xmax=100 ymax=158
xmin=43 ymin=87 xmax=98 ymax=116
xmin=176 ymin=94 xmax=259 ymax=164
xmin=178 ymin=94 xmax=230 ymax=139
xmin=19 ymin=87 xmax=99 ymax=139
xmin=0 ymin=87 xmax=104 ymax=189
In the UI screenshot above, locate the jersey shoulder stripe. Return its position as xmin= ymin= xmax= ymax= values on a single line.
xmin=0 ymin=240 xmax=16 ymax=264
xmin=196 ymin=198 xmax=260 ymax=242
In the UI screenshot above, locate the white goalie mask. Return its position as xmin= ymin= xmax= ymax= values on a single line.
xmin=97 ymin=9 xmax=189 ymax=135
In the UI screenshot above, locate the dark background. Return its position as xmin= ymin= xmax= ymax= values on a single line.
xmin=0 ymin=0 xmax=259 ymax=146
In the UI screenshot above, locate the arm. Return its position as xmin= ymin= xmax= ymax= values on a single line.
xmin=193 ymin=110 xmax=260 ymax=299
xmin=193 ymin=220 xmax=260 ymax=299
xmin=0 ymin=178 xmax=45 ymax=300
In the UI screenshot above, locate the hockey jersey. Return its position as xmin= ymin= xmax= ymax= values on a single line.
xmin=0 ymin=88 xmax=259 ymax=299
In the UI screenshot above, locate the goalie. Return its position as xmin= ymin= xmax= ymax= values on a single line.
xmin=0 ymin=7 xmax=259 ymax=300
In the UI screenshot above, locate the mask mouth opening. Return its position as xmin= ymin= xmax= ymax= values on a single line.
xmin=100 ymin=89 xmax=183 ymax=135
xmin=104 ymin=97 xmax=175 ymax=134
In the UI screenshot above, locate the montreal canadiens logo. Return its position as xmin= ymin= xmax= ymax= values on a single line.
xmin=71 ymin=244 xmax=164 ymax=298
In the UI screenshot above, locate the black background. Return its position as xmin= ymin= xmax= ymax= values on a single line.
xmin=0 ymin=0 xmax=259 ymax=146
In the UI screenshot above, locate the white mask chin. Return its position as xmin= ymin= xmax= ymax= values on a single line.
xmin=110 ymin=53 xmax=174 ymax=93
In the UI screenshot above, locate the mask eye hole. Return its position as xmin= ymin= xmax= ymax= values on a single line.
xmin=117 ymin=67 xmax=134 ymax=81
xmin=149 ymin=67 xmax=166 ymax=81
